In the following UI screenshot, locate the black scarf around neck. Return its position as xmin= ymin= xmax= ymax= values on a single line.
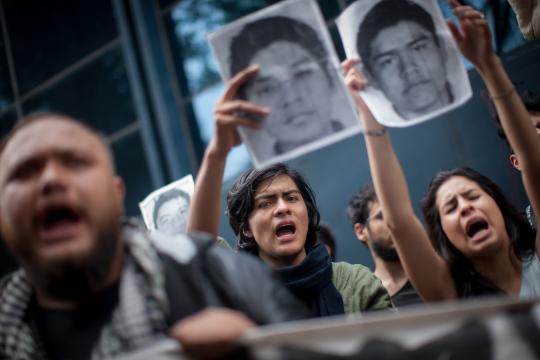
xmin=275 ymin=243 xmax=344 ymax=317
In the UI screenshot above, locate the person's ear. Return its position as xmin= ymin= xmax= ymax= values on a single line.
xmin=242 ymin=226 xmax=253 ymax=238
xmin=354 ymin=223 xmax=368 ymax=244
xmin=510 ymin=154 xmax=521 ymax=171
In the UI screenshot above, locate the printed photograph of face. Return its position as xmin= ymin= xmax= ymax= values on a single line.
xmin=358 ymin=0 xmax=451 ymax=120
xmin=337 ymin=0 xmax=472 ymax=126
xmin=152 ymin=189 xmax=190 ymax=236
xmin=209 ymin=0 xmax=360 ymax=167
xmin=139 ymin=174 xmax=194 ymax=237
xmin=229 ymin=16 xmax=343 ymax=155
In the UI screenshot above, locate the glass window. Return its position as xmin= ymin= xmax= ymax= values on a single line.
xmin=0 ymin=109 xmax=17 ymax=138
xmin=317 ymin=0 xmax=342 ymax=21
xmin=0 ymin=25 xmax=13 ymax=112
xmin=111 ymin=130 xmax=154 ymax=217
xmin=3 ymin=0 xmax=117 ymax=94
xmin=22 ymin=47 xmax=136 ymax=135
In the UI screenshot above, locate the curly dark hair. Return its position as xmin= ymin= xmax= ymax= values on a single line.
xmin=347 ymin=183 xmax=377 ymax=226
xmin=227 ymin=163 xmax=320 ymax=256
xmin=421 ymin=167 xmax=535 ymax=297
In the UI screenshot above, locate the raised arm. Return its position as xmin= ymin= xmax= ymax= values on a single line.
xmin=448 ymin=0 xmax=540 ymax=256
xmin=342 ymin=59 xmax=456 ymax=301
xmin=187 ymin=66 xmax=269 ymax=237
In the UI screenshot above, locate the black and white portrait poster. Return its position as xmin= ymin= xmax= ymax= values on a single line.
xmin=139 ymin=175 xmax=194 ymax=237
xmin=209 ymin=0 xmax=361 ymax=168
xmin=337 ymin=0 xmax=472 ymax=127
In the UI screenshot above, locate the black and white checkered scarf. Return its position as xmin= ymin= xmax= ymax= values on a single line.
xmin=0 ymin=223 xmax=174 ymax=360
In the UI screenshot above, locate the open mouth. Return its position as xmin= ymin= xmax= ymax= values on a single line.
xmin=275 ymin=223 xmax=296 ymax=241
xmin=404 ymin=80 xmax=429 ymax=94
xmin=466 ymin=219 xmax=489 ymax=239
xmin=38 ymin=205 xmax=82 ymax=241
xmin=285 ymin=111 xmax=313 ymax=126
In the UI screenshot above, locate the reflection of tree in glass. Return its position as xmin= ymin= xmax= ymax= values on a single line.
xmin=170 ymin=0 xmax=279 ymax=94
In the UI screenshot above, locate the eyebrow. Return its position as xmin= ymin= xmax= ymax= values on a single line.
xmin=290 ymin=55 xmax=315 ymax=69
xmin=440 ymin=189 xmax=477 ymax=207
xmin=254 ymin=189 xmax=300 ymax=202
xmin=371 ymin=34 xmax=433 ymax=62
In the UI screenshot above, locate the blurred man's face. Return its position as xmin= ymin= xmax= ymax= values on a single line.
xmin=368 ymin=21 xmax=450 ymax=120
xmin=0 ymin=117 xmax=125 ymax=298
xmin=245 ymin=41 xmax=334 ymax=150
xmin=155 ymin=195 xmax=189 ymax=236
xmin=364 ymin=201 xmax=399 ymax=262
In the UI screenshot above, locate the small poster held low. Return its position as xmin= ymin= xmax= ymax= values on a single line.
xmin=337 ymin=0 xmax=472 ymax=127
xmin=139 ymin=175 xmax=194 ymax=237
xmin=208 ymin=0 xmax=361 ymax=168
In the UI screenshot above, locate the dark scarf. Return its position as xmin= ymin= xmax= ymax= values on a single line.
xmin=275 ymin=243 xmax=344 ymax=317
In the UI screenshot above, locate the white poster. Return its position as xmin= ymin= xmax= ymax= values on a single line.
xmin=209 ymin=0 xmax=361 ymax=168
xmin=139 ymin=175 xmax=194 ymax=236
xmin=242 ymin=297 xmax=540 ymax=359
xmin=337 ymin=0 xmax=472 ymax=127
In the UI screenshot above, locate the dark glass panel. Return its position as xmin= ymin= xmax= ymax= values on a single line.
xmin=159 ymin=0 xmax=180 ymax=10
xmin=3 ymin=0 xmax=117 ymax=94
xmin=111 ymin=130 xmax=154 ymax=217
xmin=22 ymin=48 xmax=135 ymax=135
xmin=0 ymin=23 xmax=13 ymax=111
xmin=317 ymin=0 xmax=342 ymax=20
xmin=0 ymin=109 xmax=17 ymax=138
xmin=328 ymin=22 xmax=346 ymax=60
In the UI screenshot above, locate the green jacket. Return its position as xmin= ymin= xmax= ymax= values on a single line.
xmin=332 ymin=262 xmax=392 ymax=314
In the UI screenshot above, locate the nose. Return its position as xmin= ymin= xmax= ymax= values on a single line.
xmin=39 ymin=160 xmax=68 ymax=195
xmin=279 ymin=79 xmax=303 ymax=109
xmin=457 ymin=198 xmax=474 ymax=217
xmin=274 ymin=198 xmax=291 ymax=217
xmin=399 ymin=50 xmax=419 ymax=79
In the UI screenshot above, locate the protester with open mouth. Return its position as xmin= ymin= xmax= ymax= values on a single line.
xmin=187 ymin=66 xmax=391 ymax=318
xmin=342 ymin=0 xmax=540 ymax=300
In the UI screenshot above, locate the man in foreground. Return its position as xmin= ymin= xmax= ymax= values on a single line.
xmin=0 ymin=113 xmax=306 ymax=360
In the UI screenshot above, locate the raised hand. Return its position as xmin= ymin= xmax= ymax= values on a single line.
xmin=447 ymin=0 xmax=494 ymax=70
xmin=341 ymin=58 xmax=369 ymax=111
xmin=341 ymin=58 xmax=384 ymax=132
xmin=171 ymin=308 xmax=255 ymax=360
xmin=209 ymin=65 xmax=270 ymax=158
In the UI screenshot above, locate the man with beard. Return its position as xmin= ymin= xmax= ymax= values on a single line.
xmin=0 ymin=113 xmax=306 ymax=360
xmin=348 ymin=184 xmax=422 ymax=307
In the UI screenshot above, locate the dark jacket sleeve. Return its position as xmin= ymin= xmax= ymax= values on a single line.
xmin=203 ymin=245 xmax=311 ymax=325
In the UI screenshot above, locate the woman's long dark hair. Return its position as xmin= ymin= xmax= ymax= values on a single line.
xmin=421 ymin=167 xmax=536 ymax=297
